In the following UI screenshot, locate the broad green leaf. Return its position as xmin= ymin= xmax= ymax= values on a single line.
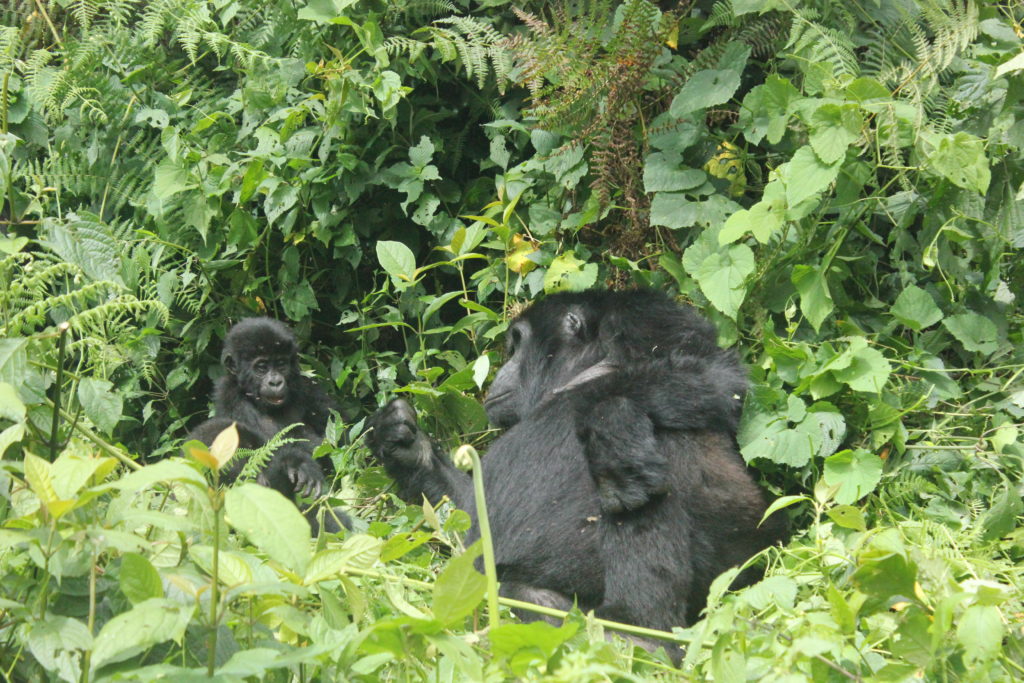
xmin=846 ymin=77 xmax=890 ymax=101
xmin=782 ymin=146 xmax=842 ymax=206
xmin=304 ymin=534 xmax=382 ymax=584
xmin=42 ymin=215 xmax=125 ymax=286
xmin=26 ymin=615 xmax=92 ymax=683
xmin=471 ymin=355 xmax=490 ymax=390
xmin=791 ymin=265 xmax=834 ymax=332
xmin=376 ymin=240 xmax=417 ymax=282
xmin=960 ymin=579 xmax=1013 ymax=607
xmin=51 ymin=453 xmax=115 ymax=499
xmin=981 ymin=488 xmax=1023 ymax=541
xmin=189 ymin=546 xmax=253 ymax=587
xmin=217 ymin=648 xmax=285 ymax=677
xmin=225 ymin=483 xmax=312 ymax=574
xmin=719 ymin=198 xmax=785 ymax=245
xmin=0 ymin=423 xmax=25 ymax=458
xmin=740 ymin=420 xmax=821 ymax=467
xmin=24 ymin=452 xmax=60 ymax=508
xmin=690 ymin=243 xmax=755 ymax=320
xmin=851 ymin=530 xmax=916 ymax=607
xmin=297 ymin=0 xmax=359 ymax=23
xmin=238 ymin=159 xmax=266 ymax=204
xmin=891 ymin=285 xmax=943 ymax=331
xmin=90 ymin=598 xmax=191 ymax=671
xmin=0 ymin=381 xmax=25 ymax=422
xmin=823 ymin=449 xmax=883 ymax=504
xmin=647 ymin=112 xmax=703 ymax=152
xmin=827 ymin=505 xmax=867 ymax=531
xmin=0 ymin=236 xmax=28 ymax=255
xmin=759 ymin=495 xmax=808 ymax=525
xmin=732 ymin=0 xmax=783 ymax=16
xmin=957 ymin=605 xmax=1004 ymax=664
xmin=739 ymin=75 xmax=799 ymax=144
xmin=380 ymin=530 xmax=434 ymax=563
xmin=711 ymin=633 xmax=746 ymax=683
xmin=643 ymin=153 xmax=705 ymax=192
xmin=995 ymin=52 xmax=1024 ymax=77
xmin=115 ymin=459 xmax=206 ymax=492
xmin=649 ymin=192 xmax=699 ymax=229
xmin=432 ymin=545 xmax=486 ymax=626
xmin=120 ymin=553 xmax=164 ymax=605
xmin=409 ymin=135 xmax=436 ymax=168
xmin=489 ymin=621 xmax=579 ymax=664
xmin=832 ymin=344 xmax=891 ymax=393
xmin=264 ymin=184 xmax=298 ymax=226
xmin=77 ymin=377 xmax=123 ymax=434
xmin=942 ymin=312 xmax=999 ymax=354
xmin=921 ymin=131 xmax=991 ymax=193
xmin=0 ymin=338 xmax=28 ymax=386
xmin=809 ymin=103 xmax=862 ymax=165
xmin=152 ymin=160 xmax=191 ymax=199
xmin=739 ymin=575 xmax=798 ymax=611
xmin=543 ymin=251 xmax=598 ymax=293
xmin=669 ymin=69 xmax=742 ymax=116
xmin=826 ymin=584 xmax=859 ymax=635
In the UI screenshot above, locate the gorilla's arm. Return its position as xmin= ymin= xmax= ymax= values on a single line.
xmin=188 ymin=415 xmax=325 ymax=498
xmin=572 ymin=350 xmax=746 ymax=514
xmin=367 ymin=399 xmax=473 ymax=507
xmin=577 ymin=396 xmax=668 ymax=513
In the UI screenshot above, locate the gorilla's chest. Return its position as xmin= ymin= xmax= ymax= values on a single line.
xmin=481 ymin=414 xmax=602 ymax=565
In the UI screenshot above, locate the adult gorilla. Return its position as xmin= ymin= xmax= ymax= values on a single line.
xmin=189 ymin=318 xmax=349 ymax=532
xmin=368 ymin=289 xmax=786 ymax=640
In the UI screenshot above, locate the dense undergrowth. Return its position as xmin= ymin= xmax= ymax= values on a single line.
xmin=0 ymin=0 xmax=1022 ymax=680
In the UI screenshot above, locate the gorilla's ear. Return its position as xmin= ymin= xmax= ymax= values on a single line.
xmin=222 ymin=351 xmax=237 ymax=375
xmin=563 ymin=307 xmax=586 ymax=338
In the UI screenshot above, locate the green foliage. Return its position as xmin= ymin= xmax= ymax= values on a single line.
xmin=0 ymin=0 xmax=1022 ymax=679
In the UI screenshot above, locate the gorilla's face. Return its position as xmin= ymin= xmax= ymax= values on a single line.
xmin=222 ymin=318 xmax=301 ymax=413
xmin=239 ymin=353 xmax=294 ymax=409
xmin=484 ymin=301 xmax=605 ymax=429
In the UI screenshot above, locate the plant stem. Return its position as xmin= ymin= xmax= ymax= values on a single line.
xmin=48 ymin=322 xmax=70 ymax=461
xmin=207 ymin=473 xmax=221 ymax=677
xmin=82 ymin=544 xmax=98 ymax=683
xmin=338 ymin=566 xmax=691 ymax=645
xmin=461 ymin=445 xmax=499 ymax=631
xmin=45 ymin=399 xmax=141 ymax=470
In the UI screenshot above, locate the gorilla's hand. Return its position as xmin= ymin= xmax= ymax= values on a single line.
xmin=259 ymin=449 xmax=325 ymax=499
xmin=368 ymin=399 xmax=435 ymax=469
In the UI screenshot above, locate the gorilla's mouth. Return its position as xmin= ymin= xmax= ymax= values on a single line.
xmin=483 ymin=391 xmax=510 ymax=409
xmin=262 ymin=394 xmax=286 ymax=406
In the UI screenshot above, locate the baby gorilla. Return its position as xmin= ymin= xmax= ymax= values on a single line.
xmin=369 ymin=289 xmax=786 ymax=655
xmin=189 ymin=317 xmax=349 ymax=532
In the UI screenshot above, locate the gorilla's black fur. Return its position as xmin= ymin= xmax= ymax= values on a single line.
xmin=368 ymin=289 xmax=786 ymax=647
xmin=189 ymin=317 xmax=349 ymax=532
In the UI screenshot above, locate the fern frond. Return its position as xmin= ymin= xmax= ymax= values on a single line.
xmin=384 ymin=36 xmax=428 ymax=63
xmin=71 ymin=0 xmax=99 ymax=31
xmin=235 ymin=424 xmax=304 ymax=482
xmin=428 ymin=16 xmax=513 ymax=92
xmin=786 ymin=9 xmax=858 ymax=77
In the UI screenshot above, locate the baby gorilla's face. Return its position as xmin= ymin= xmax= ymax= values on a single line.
xmin=243 ymin=354 xmax=293 ymax=408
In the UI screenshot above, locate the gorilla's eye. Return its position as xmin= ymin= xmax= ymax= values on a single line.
xmin=254 ymin=360 xmax=269 ymax=374
xmin=507 ymin=326 xmax=523 ymax=354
